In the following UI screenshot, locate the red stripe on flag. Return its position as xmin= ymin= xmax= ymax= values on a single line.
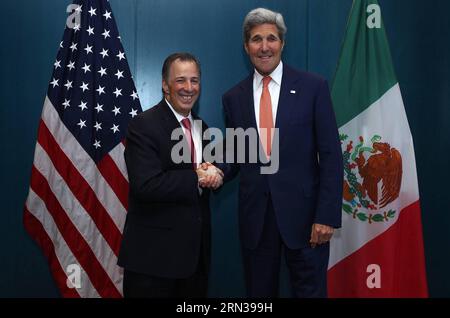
xmin=97 ymin=154 xmax=128 ymax=210
xmin=23 ymin=208 xmax=81 ymax=298
xmin=37 ymin=120 xmax=122 ymax=255
xmin=29 ymin=166 xmax=122 ymax=298
xmin=328 ymin=200 xmax=428 ymax=297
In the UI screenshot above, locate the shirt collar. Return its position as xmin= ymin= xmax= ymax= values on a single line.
xmin=165 ymin=98 xmax=193 ymax=124
xmin=254 ymin=60 xmax=283 ymax=87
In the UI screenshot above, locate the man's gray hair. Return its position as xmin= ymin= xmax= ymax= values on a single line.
xmin=243 ymin=8 xmax=287 ymax=43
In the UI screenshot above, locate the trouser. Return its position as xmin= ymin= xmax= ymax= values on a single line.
xmin=123 ymin=240 xmax=208 ymax=298
xmin=242 ymin=197 xmax=329 ymax=298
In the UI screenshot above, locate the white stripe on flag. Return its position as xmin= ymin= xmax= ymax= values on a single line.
xmin=33 ymin=143 xmax=124 ymax=293
xmin=25 ymin=189 xmax=101 ymax=298
xmin=329 ymin=83 xmax=420 ymax=268
xmin=109 ymin=142 xmax=128 ymax=182
xmin=41 ymin=96 xmax=127 ymax=231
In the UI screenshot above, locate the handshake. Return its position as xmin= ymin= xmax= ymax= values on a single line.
xmin=196 ymin=162 xmax=224 ymax=190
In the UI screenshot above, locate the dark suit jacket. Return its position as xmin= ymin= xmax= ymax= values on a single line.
xmin=117 ymin=100 xmax=211 ymax=279
xmin=219 ymin=64 xmax=343 ymax=250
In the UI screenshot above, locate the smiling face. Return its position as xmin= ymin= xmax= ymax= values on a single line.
xmin=162 ymin=59 xmax=200 ymax=117
xmin=245 ymin=23 xmax=284 ymax=76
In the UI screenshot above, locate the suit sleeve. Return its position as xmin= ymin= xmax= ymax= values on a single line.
xmin=313 ymin=79 xmax=344 ymax=228
xmin=124 ymin=116 xmax=199 ymax=204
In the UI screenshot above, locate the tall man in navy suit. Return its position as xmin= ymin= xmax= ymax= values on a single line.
xmin=218 ymin=8 xmax=343 ymax=297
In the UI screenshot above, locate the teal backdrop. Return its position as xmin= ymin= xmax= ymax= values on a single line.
xmin=1 ymin=0 xmax=449 ymax=297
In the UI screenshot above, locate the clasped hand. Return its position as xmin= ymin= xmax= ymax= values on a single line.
xmin=196 ymin=162 xmax=224 ymax=190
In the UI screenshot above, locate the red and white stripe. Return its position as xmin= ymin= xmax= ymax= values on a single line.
xmin=24 ymin=97 xmax=127 ymax=298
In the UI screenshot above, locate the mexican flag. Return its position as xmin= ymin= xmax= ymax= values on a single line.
xmin=328 ymin=0 xmax=428 ymax=297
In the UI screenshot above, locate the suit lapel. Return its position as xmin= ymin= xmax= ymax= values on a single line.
xmin=239 ymin=75 xmax=257 ymax=130
xmin=275 ymin=65 xmax=300 ymax=128
xmin=159 ymin=100 xmax=194 ymax=168
xmin=159 ymin=99 xmax=183 ymax=136
xmin=192 ymin=111 xmax=208 ymax=157
xmin=274 ymin=65 xmax=301 ymax=130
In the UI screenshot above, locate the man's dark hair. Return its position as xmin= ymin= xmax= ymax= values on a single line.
xmin=162 ymin=52 xmax=201 ymax=83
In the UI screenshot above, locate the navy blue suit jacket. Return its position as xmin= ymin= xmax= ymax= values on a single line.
xmin=219 ymin=64 xmax=343 ymax=249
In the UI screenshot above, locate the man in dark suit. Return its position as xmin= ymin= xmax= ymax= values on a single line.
xmin=217 ymin=8 xmax=343 ymax=297
xmin=118 ymin=53 xmax=222 ymax=297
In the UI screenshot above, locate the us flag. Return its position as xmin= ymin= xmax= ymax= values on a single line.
xmin=23 ymin=0 xmax=141 ymax=297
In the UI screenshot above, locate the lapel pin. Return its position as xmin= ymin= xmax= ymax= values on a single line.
xmin=290 ymin=90 xmax=296 ymax=94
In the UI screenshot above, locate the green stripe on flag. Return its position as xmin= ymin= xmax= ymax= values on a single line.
xmin=331 ymin=0 xmax=397 ymax=127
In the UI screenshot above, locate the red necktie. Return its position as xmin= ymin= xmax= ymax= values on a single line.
xmin=259 ymin=76 xmax=274 ymax=157
xmin=181 ymin=118 xmax=196 ymax=168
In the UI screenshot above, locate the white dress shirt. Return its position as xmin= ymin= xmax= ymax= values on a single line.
xmin=253 ymin=61 xmax=283 ymax=135
xmin=165 ymin=99 xmax=202 ymax=169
